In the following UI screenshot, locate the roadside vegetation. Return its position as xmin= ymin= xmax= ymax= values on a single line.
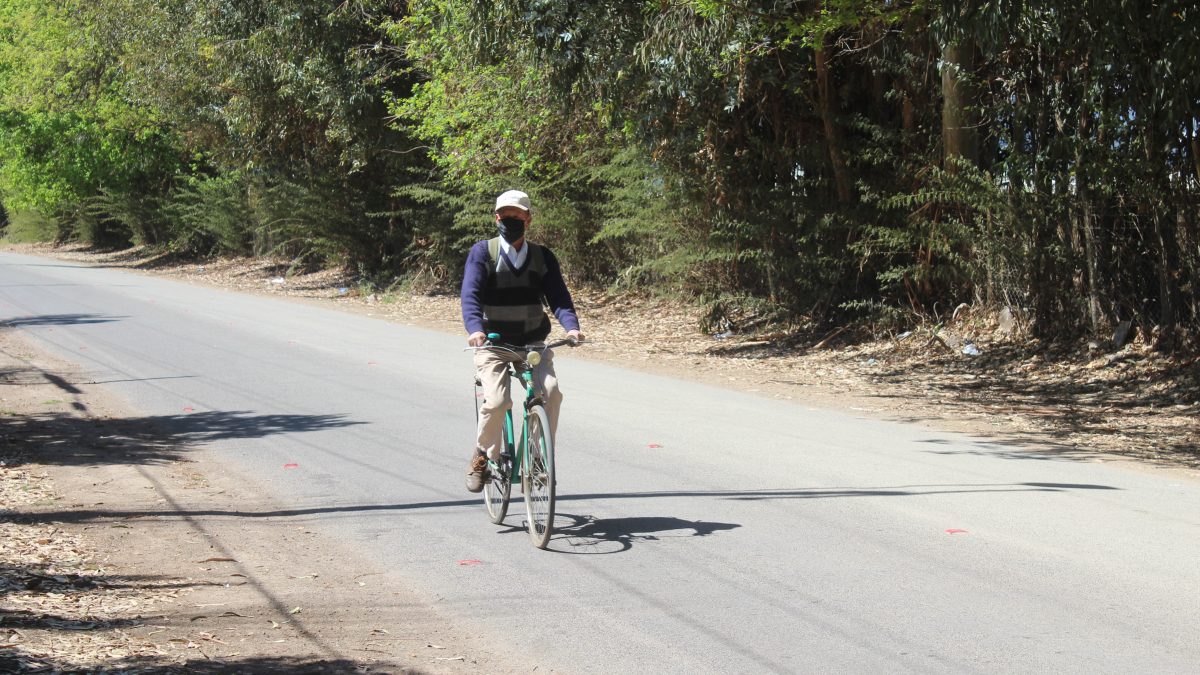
xmin=0 ymin=1 xmax=1198 ymax=350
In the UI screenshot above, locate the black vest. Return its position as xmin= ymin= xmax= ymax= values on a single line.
xmin=483 ymin=237 xmax=551 ymax=344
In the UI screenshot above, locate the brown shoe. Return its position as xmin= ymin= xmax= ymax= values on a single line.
xmin=465 ymin=450 xmax=489 ymax=493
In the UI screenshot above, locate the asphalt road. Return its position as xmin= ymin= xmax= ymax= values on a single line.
xmin=2 ymin=250 xmax=1198 ymax=674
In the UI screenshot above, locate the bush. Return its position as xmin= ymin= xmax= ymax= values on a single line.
xmin=2 ymin=210 xmax=60 ymax=243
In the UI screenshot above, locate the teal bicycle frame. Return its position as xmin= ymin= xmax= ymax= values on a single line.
xmin=499 ymin=361 xmax=541 ymax=487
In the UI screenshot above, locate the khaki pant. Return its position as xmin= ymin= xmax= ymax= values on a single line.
xmin=474 ymin=347 xmax=562 ymax=460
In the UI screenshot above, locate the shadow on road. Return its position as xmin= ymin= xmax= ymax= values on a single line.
xmin=0 ymin=409 xmax=364 ymax=467
xmin=0 ymin=364 xmax=197 ymax=388
xmin=0 ymin=313 xmax=124 ymax=328
xmin=915 ymin=436 xmax=1117 ymax=463
xmin=15 ymin=481 xmax=1119 ymax=526
xmin=541 ymin=513 xmax=741 ymax=554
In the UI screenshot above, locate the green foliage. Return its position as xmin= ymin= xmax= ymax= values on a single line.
xmin=163 ymin=173 xmax=253 ymax=256
xmin=387 ymin=176 xmax=479 ymax=291
xmin=1 ymin=210 xmax=57 ymax=243
xmin=0 ymin=0 xmax=186 ymax=246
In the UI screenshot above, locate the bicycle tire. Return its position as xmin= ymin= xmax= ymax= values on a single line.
xmin=484 ymin=412 xmax=513 ymax=524
xmin=522 ymin=405 xmax=555 ymax=549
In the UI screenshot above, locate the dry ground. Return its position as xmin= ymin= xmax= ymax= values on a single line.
xmin=1 ymin=242 xmax=1197 ymax=672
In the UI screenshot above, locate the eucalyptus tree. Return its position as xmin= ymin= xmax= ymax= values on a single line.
xmin=941 ymin=0 xmax=1200 ymax=342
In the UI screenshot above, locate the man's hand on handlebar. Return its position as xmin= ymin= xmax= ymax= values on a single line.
xmin=466 ymin=330 xmax=584 ymax=348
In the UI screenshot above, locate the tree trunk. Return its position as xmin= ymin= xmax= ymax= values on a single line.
xmin=1076 ymin=63 xmax=1103 ymax=335
xmin=815 ymin=36 xmax=853 ymax=203
xmin=1178 ymin=210 xmax=1198 ymax=330
xmin=1152 ymin=211 xmax=1179 ymax=339
xmin=941 ymin=40 xmax=979 ymax=172
xmin=1030 ymin=57 xmax=1055 ymax=336
xmin=1190 ymin=116 xmax=1200 ymax=186
xmin=1080 ymin=181 xmax=1102 ymax=333
xmin=1144 ymin=123 xmax=1180 ymax=344
xmin=902 ymin=95 xmax=916 ymax=137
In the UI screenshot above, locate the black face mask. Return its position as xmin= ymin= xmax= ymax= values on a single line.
xmin=498 ymin=216 xmax=526 ymax=244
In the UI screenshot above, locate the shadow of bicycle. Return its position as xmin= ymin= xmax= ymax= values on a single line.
xmin=515 ymin=512 xmax=741 ymax=554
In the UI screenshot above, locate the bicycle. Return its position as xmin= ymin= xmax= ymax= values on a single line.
xmin=471 ymin=334 xmax=578 ymax=549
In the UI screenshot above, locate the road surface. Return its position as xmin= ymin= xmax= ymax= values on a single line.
xmin=2 ymin=250 xmax=1197 ymax=673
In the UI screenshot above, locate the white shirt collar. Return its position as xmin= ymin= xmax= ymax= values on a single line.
xmin=498 ymin=237 xmax=528 ymax=270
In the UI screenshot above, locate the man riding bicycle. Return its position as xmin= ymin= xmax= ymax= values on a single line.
xmin=461 ymin=189 xmax=585 ymax=493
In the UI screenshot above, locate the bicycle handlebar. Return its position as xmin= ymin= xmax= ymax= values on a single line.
xmin=543 ymin=337 xmax=580 ymax=350
xmin=463 ymin=336 xmax=582 ymax=353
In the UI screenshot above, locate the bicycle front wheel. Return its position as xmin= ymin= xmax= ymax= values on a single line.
xmin=484 ymin=412 xmax=514 ymax=524
xmin=522 ymin=405 xmax=555 ymax=549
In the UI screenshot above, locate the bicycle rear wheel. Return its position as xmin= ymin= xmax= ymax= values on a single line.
xmin=521 ymin=405 xmax=555 ymax=549
xmin=484 ymin=412 xmax=513 ymax=524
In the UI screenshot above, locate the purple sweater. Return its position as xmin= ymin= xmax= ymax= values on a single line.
xmin=460 ymin=240 xmax=581 ymax=336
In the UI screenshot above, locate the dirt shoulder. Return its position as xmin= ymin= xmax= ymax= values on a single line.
xmin=0 ymin=330 xmax=517 ymax=673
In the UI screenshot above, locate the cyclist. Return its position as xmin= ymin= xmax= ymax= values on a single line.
xmin=461 ymin=189 xmax=585 ymax=492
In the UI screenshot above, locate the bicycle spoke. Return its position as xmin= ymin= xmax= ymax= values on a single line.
xmin=483 ymin=416 xmax=514 ymax=524
xmin=523 ymin=406 xmax=555 ymax=548
xmin=483 ymin=456 xmax=511 ymax=524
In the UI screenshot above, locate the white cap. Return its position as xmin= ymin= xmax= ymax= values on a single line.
xmin=494 ymin=189 xmax=531 ymax=212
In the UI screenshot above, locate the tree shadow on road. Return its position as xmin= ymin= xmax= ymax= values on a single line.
xmin=0 ymin=313 xmax=124 ymax=328
xmin=0 ymin=409 xmax=364 ymax=468
xmin=12 ymin=481 xmax=1121 ymax=527
xmin=912 ymin=436 xmax=1112 ymax=463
